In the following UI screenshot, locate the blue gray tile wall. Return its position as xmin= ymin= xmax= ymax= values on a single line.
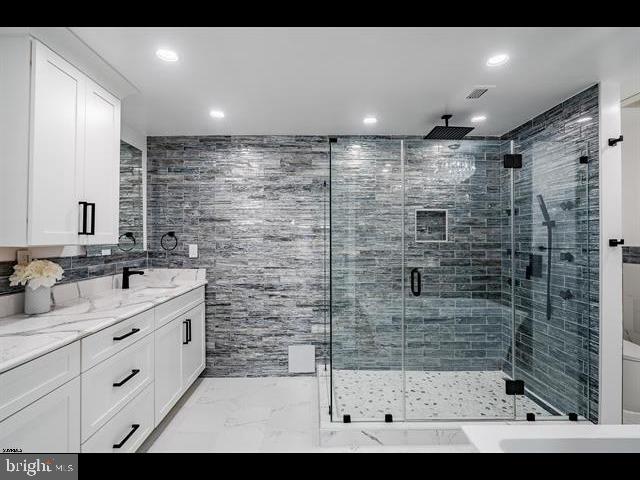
xmin=500 ymin=84 xmax=600 ymax=421
xmin=0 ymin=251 xmax=148 ymax=296
xmin=146 ymin=136 xmax=329 ymax=377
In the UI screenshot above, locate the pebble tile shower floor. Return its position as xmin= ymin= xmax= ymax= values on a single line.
xmin=332 ymin=370 xmax=550 ymax=420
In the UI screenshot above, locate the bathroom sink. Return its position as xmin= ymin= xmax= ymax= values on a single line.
xmin=132 ymin=287 xmax=176 ymax=297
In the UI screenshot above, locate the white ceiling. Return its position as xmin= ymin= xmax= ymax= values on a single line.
xmin=70 ymin=27 xmax=640 ymax=137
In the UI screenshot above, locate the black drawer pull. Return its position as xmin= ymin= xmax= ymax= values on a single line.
xmin=87 ymin=202 xmax=96 ymax=235
xmin=113 ymin=328 xmax=140 ymax=341
xmin=183 ymin=320 xmax=189 ymax=344
xmin=187 ymin=318 xmax=192 ymax=343
xmin=113 ymin=369 xmax=140 ymax=387
xmin=112 ymin=424 xmax=140 ymax=449
xmin=78 ymin=201 xmax=88 ymax=235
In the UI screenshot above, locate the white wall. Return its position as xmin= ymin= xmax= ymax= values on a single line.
xmin=622 ymin=106 xmax=640 ymax=245
xmin=599 ymin=81 xmax=624 ymax=424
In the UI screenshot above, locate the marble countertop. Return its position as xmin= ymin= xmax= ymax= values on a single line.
xmin=0 ymin=269 xmax=207 ymax=374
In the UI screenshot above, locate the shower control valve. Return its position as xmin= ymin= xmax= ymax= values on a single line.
xmin=609 ymin=238 xmax=625 ymax=247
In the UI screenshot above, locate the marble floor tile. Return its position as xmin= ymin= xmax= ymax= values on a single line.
xmin=144 ymin=377 xmax=319 ymax=453
xmin=144 ymin=376 xmax=477 ymax=453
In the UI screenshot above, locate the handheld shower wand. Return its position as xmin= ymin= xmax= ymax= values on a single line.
xmin=537 ymin=195 xmax=555 ymax=320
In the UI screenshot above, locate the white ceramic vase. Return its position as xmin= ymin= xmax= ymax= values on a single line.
xmin=24 ymin=284 xmax=51 ymax=315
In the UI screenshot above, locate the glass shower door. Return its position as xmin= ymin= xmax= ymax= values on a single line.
xmin=403 ymin=139 xmax=516 ymax=420
xmin=330 ymin=138 xmax=404 ymax=422
xmin=512 ymin=139 xmax=594 ymax=420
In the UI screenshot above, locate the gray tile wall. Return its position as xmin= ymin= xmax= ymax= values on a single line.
xmin=500 ymin=84 xmax=600 ymax=421
xmin=0 ymin=251 xmax=148 ymax=296
xmin=146 ymin=136 xmax=329 ymax=377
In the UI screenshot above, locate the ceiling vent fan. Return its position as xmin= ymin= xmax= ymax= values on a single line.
xmin=466 ymin=85 xmax=495 ymax=99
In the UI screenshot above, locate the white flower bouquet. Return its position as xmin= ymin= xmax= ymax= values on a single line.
xmin=9 ymin=259 xmax=64 ymax=290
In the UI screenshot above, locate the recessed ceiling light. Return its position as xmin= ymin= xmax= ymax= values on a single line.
xmin=363 ymin=116 xmax=377 ymax=125
xmin=576 ymin=116 xmax=592 ymax=123
xmin=471 ymin=115 xmax=487 ymax=123
xmin=156 ymin=48 xmax=179 ymax=62
xmin=209 ymin=110 xmax=225 ymax=119
xmin=486 ymin=53 xmax=509 ymax=67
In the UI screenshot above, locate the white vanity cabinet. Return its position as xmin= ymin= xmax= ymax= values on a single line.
xmin=154 ymin=317 xmax=185 ymax=422
xmin=0 ymin=35 xmax=120 ymax=247
xmin=0 ymin=284 xmax=206 ymax=453
xmin=0 ymin=342 xmax=81 ymax=453
xmin=0 ymin=377 xmax=81 ymax=453
xmin=154 ymin=301 xmax=206 ymax=424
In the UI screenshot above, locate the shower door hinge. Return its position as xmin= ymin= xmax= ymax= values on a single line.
xmin=609 ymin=238 xmax=625 ymax=247
xmin=568 ymin=412 xmax=578 ymax=421
xmin=329 ymin=137 xmax=337 ymax=143
xmin=343 ymin=414 xmax=351 ymax=423
xmin=526 ymin=413 xmax=536 ymax=421
xmin=580 ymin=155 xmax=589 ymax=164
xmin=385 ymin=414 xmax=393 ymax=423
xmin=505 ymin=379 xmax=525 ymax=395
xmin=503 ymin=154 xmax=522 ymax=169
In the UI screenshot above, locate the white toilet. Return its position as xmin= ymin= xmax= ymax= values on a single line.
xmin=623 ymin=340 xmax=640 ymax=423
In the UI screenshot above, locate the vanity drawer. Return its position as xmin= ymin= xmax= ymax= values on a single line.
xmin=0 ymin=342 xmax=80 ymax=422
xmin=81 ymin=383 xmax=154 ymax=453
xmin=155 ymin=286 xmax=204 ymax=329
xmin=81 ymin=334 xmax=154 ymax=442
xmin=81 ymin=309 xmax=154 ymax=371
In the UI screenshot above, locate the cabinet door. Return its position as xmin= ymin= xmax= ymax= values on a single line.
xmin=83 ymin=79 xmax=121 ymax=245
xmin=182 ymin=302 xmax=206 ymax=388
xmin=154 ymin=317 xmax=183 ymax=425
xmin=29 ymin=41 xmax=84 ymax=246
xmin=0 ymin=377 xmax=80 ymax=453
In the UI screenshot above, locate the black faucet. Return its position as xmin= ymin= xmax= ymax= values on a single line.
xmin=122 ymin=267 xmax=144 ymax=289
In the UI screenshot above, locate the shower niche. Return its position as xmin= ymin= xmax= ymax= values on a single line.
xmin=415 ymin=209 xmax=447 ymax=243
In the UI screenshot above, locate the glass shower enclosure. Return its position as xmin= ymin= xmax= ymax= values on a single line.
xmin=328 ymin=136 xmax=595 ymax=423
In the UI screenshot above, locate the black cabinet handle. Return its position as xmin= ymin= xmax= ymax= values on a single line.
xmin=410 ymin=268 xmax=421 ymax=297
xmin=113 ymin=328 xmax=140 ymax=341
xmin=78 ymin=202 xmax=88 ymax=235
xmin=113 ymin=369 xmax=140 ymax=387
xmin=609 ymin=238 xmax=625 ymax=247
xmin=183 ymin=320 xmax=189 ymax=344
xmin=187 ymin=319 xmax=192 ymax=343
xmin=112 ymin=424 xmax=140 ymax=449
xmin=87 ymin=203 xmax=96 ymax=235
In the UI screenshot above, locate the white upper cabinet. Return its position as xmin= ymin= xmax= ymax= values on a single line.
xmin=83 ymin=79 xmax=120 ymax=245
xmin=29 ymin=41 xmax=85 ymax=245
xmin=0 ymin=36 xmax=121 ymax=247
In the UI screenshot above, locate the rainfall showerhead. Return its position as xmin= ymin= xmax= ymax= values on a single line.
xmin=424 ymin=114 xmax=474 ymax=140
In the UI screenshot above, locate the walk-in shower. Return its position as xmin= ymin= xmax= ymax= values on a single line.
xmin=326 ymin=123 xmax=598 ymax=423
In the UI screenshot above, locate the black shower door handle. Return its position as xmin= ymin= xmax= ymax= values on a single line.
xmin=410 ymin=268 xmax=421 ymax=297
